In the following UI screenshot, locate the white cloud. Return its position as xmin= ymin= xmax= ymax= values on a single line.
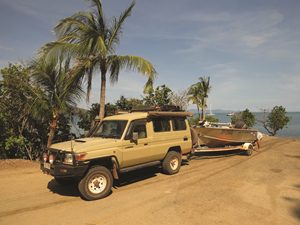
xmin=179 ymin=12 xmax=232 ymax=23
xmin=173 ymin=10 xmax=284 ymax=55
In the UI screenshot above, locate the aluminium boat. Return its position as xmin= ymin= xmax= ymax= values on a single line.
xmin=194 ymin=126 xmax=258 ymax=148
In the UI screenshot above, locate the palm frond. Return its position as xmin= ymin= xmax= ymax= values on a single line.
xmin=31 ymin=55 xmax=84 ymax=118
xmin=108 ymin=1 xmax=135 ymax=50
xmin=55 ymin=13 xmax=91 ymax=37
xmin=108 ymin=55 xmax=156 ymax=93
xmin=88 ymin=0 xmax=106 ymax=33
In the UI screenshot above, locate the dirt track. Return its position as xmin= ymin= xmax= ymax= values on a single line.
xmin=0 ymin=137 xmax=299 ymax=225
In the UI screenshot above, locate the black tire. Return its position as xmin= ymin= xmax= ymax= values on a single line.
xmin=162 ymin=151 xmax=182 ymax=175
xmin=54 ymin=177 xmax=77 ymax=185
xmin=78 ymin=166 xmax=113 ymax=201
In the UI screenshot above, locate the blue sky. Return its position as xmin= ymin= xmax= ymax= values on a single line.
xmin=0 ymin=0 xmax=299 ymax=111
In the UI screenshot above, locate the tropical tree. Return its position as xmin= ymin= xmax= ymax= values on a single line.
xmin=143 ymin=85 xmax=173 ymax=107
xmin=198 ymin=76 xmax=211 ymax=120
xmin=42 ymin=0 xmax=156 ymax=122
xmin=188 ymin=85 xmax=201 ymax=119
xmin=170 ymin=90 xmax=189 ymax=111
xmin=188 ymin=76 xmax=211 ymax=120
xmin=115 ymin=95 xmax=143 ymax=110
xmin=0 ymin=63 xmax=48 ymax=159
xmin=261 ymin=106 xmax=290 ymax=136
xmin=231 ymin=108 xmax=255 ymax=128
xmin=77 ymin=102 xmax=118 ymax=132
xmin=31 ymin=56 xmax=84 ymax=147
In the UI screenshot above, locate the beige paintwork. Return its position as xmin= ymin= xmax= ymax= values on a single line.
xmin=50 ymin=112 xmax=192 ymax=169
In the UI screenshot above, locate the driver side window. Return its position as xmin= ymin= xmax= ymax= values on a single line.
xmin=125 ymin=120 xmax=147 ymax=140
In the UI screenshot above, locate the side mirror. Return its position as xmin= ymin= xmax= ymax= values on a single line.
xmin=131 ymin=132 xmax=139 ymax=143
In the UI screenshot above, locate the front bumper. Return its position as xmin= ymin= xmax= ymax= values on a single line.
xmin=41 ymin=162 xmax=89 ymax=178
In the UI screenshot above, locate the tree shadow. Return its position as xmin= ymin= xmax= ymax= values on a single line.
xmin=284 ymin=154 xmax=300 ymax=159
xmin=283 ymin=192 xmax=300 ymax=221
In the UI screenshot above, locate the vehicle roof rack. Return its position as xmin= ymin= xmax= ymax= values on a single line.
xmin=130 ymin=105 xmax=183 ymax=112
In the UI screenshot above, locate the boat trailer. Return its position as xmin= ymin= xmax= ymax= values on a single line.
xmin=194 ymin=142 xmax=256 ymax=156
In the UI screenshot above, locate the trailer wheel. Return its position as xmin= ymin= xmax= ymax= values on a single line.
xmin=78 ymin=166 xmax=113 ymax=201
xmin=162 ymin=151 xmax=182 ymax=175
xmin=245 ymin=144 xmax=254 ymax=156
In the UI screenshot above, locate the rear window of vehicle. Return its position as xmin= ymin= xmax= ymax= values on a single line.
xmin=172 ymin=118 xmax=187 ymax=131
xmin=152 ymin=118 xmax=171 ymax=132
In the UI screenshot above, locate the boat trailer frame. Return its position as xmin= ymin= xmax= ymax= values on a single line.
xmin=194 ymin=142 xmax=256 ymax=156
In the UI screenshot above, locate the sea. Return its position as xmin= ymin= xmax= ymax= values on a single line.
xmin=209 ymin=112 xmax=300 ymax=139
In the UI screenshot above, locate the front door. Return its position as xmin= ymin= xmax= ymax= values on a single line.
xmin=122 ymin=120 xmax=153 ymax=167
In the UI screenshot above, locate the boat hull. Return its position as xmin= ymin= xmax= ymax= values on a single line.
xmin=195 ymin=127 xmax=258 ymax=148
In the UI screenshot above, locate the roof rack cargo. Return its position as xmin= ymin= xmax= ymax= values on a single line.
xmin=130 ymin=105 xmax=183 ymax=112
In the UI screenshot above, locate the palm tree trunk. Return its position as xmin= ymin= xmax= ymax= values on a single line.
xmin=47 ymin=116 xmax=59 ymax=147
xmin=202 ymin=98 xmax=207 ymax=121
xmin=197 ymin=105 xmax=200 ymax=121
xmin=99 ymin=70 xmax=106 ymax=121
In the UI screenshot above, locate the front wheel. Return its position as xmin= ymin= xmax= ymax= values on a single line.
xmin=78 ymin=166 xmax=113 ymax=201
xmin=162 ymin=151 xmax=182 ymax=175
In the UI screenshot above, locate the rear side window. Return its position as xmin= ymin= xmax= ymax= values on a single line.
xmin=152 ymin=118 xmax=171 ymax=132
xmin=172 ymin=118 xmax=187 ymax=131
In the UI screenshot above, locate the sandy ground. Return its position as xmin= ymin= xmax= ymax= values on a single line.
xmin=0 ymin=136 xmax=299 ymax=225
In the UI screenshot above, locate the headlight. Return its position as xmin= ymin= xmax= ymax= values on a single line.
xmin=64 ymin=153 xmax=73 ymax=165
xmin=49 ymin=154 xmax=55 ymax=164
xmin=43 ymin=153 xmax=48 ymax=162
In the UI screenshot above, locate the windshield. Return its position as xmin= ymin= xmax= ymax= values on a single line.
xmin=93 ymin=120 xmax=128 ymax=139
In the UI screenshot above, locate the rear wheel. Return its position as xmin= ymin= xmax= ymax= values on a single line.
xmin=78 ymin=166 xmax=113 ymax=201
xmin=162 ymin=151 xmax=182 ymax=175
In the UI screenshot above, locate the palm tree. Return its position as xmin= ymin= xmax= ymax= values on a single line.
xmin=42 ymin=0 xmax=156 ymax=121
xmin=187 ymin=85 xmax=202 ymax=119
xmin=198 ymin=76 xmax=211 ymax=120
xmin=31 ymin=56 xmax=84 ymax=147
xmin=188 ymin=76 xmax=211 ymax=121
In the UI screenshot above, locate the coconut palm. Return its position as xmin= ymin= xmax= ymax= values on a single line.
xmin=31 ymin=56 xmax=84 ymax=147
xmin=187 ymin=85 xmax=202 ymax=119
xmin=188 ymin=76 xmax=211 ymax=121
xmin=198 ymin=76 xmax=211 ymax=120
xmin=42 ymin=0 xmax=156 ymax=121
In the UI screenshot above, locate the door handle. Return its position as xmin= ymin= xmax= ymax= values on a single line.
xmin=125 ymin=146 xmax=134 ymax=149
xmin=183 ymin=136 xmax=188 ymax=141
xmin=144 ymin=143 xmax=148 ymax=146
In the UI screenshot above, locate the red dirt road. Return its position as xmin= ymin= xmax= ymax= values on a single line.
xmin=0 ymin=137 xmax=299 ymax=225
